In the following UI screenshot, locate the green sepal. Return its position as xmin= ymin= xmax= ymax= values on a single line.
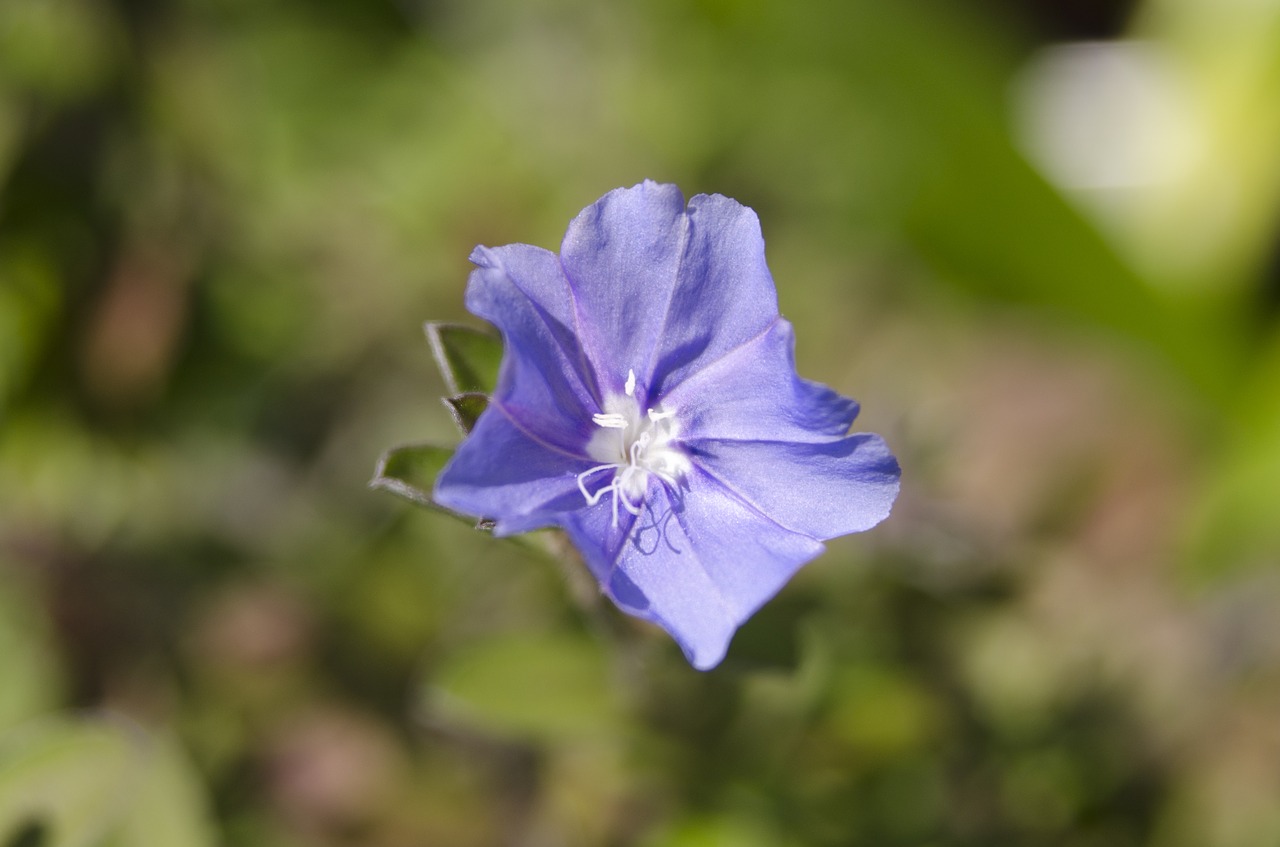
xmin=442 ymin=392 xmax=489 ymax=435
xmin=424 ymin=322 xmax=502 ymax=395
xmin=368 ymin=442 xmax=490 ymax=529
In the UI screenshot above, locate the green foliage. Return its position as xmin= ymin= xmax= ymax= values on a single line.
xmin=0 ymin=249 xmax=61 ymax=415
xmin=425 ymin=632 xmax=622 ymax=744
xmin=0 ymin=719 xmax=136 ymax=847
xmin=0 ymin=0 xmax=119 ymax=100
xmin=1183 ymin=327 xmax=1280 ymax=580
xmin=100 ymin=733 xmax=217 ymax=847
xmin=0 ymin=581 xmax=59 ymax=731
xmin=0 ymin=720 xmax=216 ymax=847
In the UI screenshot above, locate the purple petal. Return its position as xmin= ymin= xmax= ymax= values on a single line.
xmin=559 ymin=185 xmax=782 ymax=404
xmin=559 ymin=182 xmax=689 ymax=399
xmin=565 ymin=472 xmax=824 ymax=670
xmin=692 ymin=434 xmax=900 ymax=541
xmin=559 ymin=502 xmax=641 ymax=586
xmin=664 ymin=319 xmax=859 ymax=443
xmin=466 ymin=244 xmax=599 ymax=452
xmin=433 ymin=406 xmax=595 ymax=536
xmin=648 ymin=193 xmax=781 ymax=394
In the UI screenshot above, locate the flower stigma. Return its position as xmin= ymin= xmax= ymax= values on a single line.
xmin=577 ymin=370 xmax=692 ymax=527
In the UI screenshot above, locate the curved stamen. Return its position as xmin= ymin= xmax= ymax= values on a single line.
xmin=576 ymin=463 xmax=620 ymax=505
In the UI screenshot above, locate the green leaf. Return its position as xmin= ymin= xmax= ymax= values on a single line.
xmin=442 ymin=392 xmax=489 ymax=435
xmin=424 ymin=322 xmax=502 ymax=395
xmin=425 ymin=632 xmax=621 ymax=743
xmin=0 ymin=717 xmax=141 ymax=847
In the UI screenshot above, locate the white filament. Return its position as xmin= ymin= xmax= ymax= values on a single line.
xmin=592 ymin=412 xmax=628 ymax=429
xmin=576 ymin=376 xmax=691 ymax=526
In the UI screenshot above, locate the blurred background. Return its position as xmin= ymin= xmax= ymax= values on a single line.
xmin=2 ymin=0 xmax=1280 ymax=844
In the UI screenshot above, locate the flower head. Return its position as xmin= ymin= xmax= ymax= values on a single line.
xmin=434 ymin=181 xmax=900 ymax=669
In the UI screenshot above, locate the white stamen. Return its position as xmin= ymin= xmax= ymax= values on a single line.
xmin=576 ymin=384 xmax=692 ymax=528
xmin=576 ymin=464 xmax=619 ymax=505
xmin=592 ymin=412 xmax=628 ymax=429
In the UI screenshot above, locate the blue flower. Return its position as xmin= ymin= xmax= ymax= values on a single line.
xmin=434 ymin=181 xmax=900 ymax=670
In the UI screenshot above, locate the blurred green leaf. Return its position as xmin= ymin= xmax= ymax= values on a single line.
xmin=0 ymin=580 xmax=60 ymax=732
xmin=0 ymin=249 xmax=61 ymax=415
xmin=0 ymin=718 xmax=139 ymax=847
xmin=643 ymin=814 xmax=783 ymax=847
xmin=101 ymin=733 xmax=217 ymax=847
xmin=425 ymin=322 xmax=502 ymax=396
xmin=1184 ymin=329 xmax=1280 ymax=582
xmin=1130 ymin=0 xmax=1280 ymax=294
xmin=426 ymin=632 xmax=620 ymax=743
xmin=442 ymin=392 xmax=489 ymax=435
xmin=4 ymin=819 xmax=46 ymax=847
xmin=0 ymin=98 xmax=22 ymax=185
xmin=905 ymin=146 xmax=1240 ymax=402
xmin=723 ymin=0 xmax=1242 ymax=401
xmin=826 ymin=665 xmax=939 ymax=761
xmin=0 ymin=0 xmax=120 ymax=100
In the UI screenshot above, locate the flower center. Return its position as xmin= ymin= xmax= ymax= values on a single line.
xmin=576 ymin=369 xmax=691 ymax=525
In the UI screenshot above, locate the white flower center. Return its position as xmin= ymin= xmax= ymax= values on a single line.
xmin=576 ymin=369 xmax=691 ymax=525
